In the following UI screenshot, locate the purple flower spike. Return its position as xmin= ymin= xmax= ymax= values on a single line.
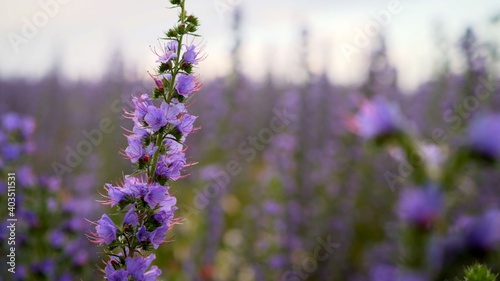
xmin=96 ymin=214 xmax=117 ymax=245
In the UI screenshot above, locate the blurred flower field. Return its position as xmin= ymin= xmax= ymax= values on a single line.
xmin=1 ymin=1 xmax=500 ymax=281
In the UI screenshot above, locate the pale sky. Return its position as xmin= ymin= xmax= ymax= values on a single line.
xmin=0 ymin=0 xmax=498 ymax=90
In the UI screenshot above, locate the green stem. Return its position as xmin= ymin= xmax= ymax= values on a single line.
xmin=166 ymin=0 xmax=186 ymax=103
xmin=440 ymin=149 xmax=469 ymax=191
xmin=149 ymin=1 xmax=188 ymax=180
xmin=398 ymin=134 xmax=428 ymax=185
xmin=149 ymin=134 xmax=165 ymax=181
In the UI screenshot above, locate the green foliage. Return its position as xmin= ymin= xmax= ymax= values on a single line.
xmin=460 ymin=263 xmax=498 ymax=281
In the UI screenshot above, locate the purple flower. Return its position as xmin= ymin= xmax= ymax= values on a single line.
xmin=125 ymin=177 xmax=148 ymax=198
xmin=397 ymin=186 xmax=443 ymax=230
xmin=149 ymin=224 xmax=169 ymax=249
xmin=175 ymin=74 xmax=199 ymax=97
xmin=20 ymin=116 xmax=35 ymax=138
xmin=145 ymin=106 xmax=168 ymax=132
xmin=144 ymin=184 xmax=167 ymax=208
xmin=167 ymin=41 xmax=178 ymax=53
xmin=17 ymin=165 xmax=36 ymax=187
xmin=49 ymin=230 xmax=65 ymax=248
xmin=144 ymin=266 xmax=162 ymax=281
xmin=2 ymin=112 xmax=21 ymax=131
xmin=468 ymin=114 xmax=500 ymax=160
xmin=154 ymin=196 xmax=177 ymax=226
xmin=105 ymin=261 xmax=128 ymax=281
xmin=153 ymin=209 xmax=175 ymax=226
xmin=161 ymin=101 xmax=182 ymax=124
xmin=156 ymin=48 xmax=177 ymax=64
xmin=96 ymin=214 xmax=117 ymax=245
xmin=177 ymin=114 xmax=197 ymax=136
xmin=125 ymin=254 xmax=156 ymax=280
xmin=2 ymin=144 xmax=22 ymax=160
xmin=133 ymin=126 xmax=151 ymax=140
xmin=124 ymin=204 xmax=139 ymax=226
xmin=164 ymin=136 xmax=184 ymax=152
xmin=32 ymin=259 xmax=55 ymax=277
xmin=465 ymin=209 xmax=500 ymax=253
xmin=183 ymin=44 xmax=198 ymax=64
xmin=106 ymin=184 xmax=128 ymax=206
xmin=156 ymin=153 xmax=185 ymax=181
xmin=351 ymin=97 xmax=403 ymax=140
xmin=125 ymin=137 xmax=144 ymax=163
xmin=136 ymin=225 xmax=150 ymax=242
xmin=132 ymin=94 xmax=153 ymax=123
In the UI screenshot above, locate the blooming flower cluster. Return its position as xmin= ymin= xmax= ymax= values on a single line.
xmin=89 ymin=0 xmax=202 ymax=279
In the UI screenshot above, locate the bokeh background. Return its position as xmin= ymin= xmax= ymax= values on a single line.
xmin=1 ymin=0 xmax=500 ymax=280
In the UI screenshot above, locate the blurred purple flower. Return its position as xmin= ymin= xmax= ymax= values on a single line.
xmin=350 ymin=97 xmax=404 ymax=140
xmin=2 ymin=112 xmax=21 ymax=131
xmin=397 ymin=186 xmax=443 ymax=230
xmin=465 ymin=209 xmax=500 ymax=253
xmin=468 ymin=114 xmax=500 ymax=160
xmin=17 ymin=165 xmax=37 ymax=187
xmin=31 ymin=259 xmax=55 ymax=277
xmin=49 ymin=230 xmax=65 ymax=248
